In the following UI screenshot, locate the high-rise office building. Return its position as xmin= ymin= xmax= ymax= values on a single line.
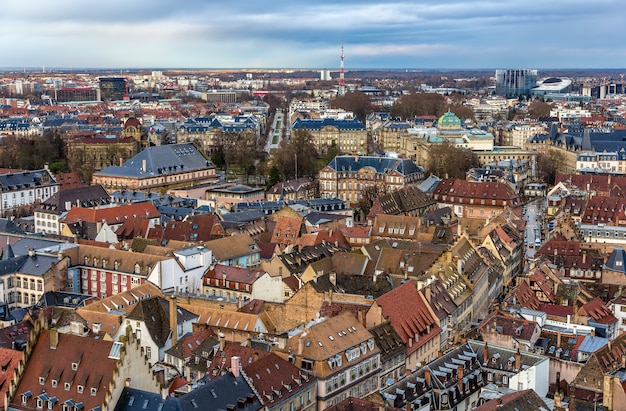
xmin=495 ymin=69 xmax=538 ymax=96
xmin=99 ymin=77 xmax=127 ymax=101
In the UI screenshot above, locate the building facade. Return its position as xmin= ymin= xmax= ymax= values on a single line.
xmin=291 ymin=118 xmax=367 ymax=155
xmin=318 ymin=156 xmax=424 ymax=204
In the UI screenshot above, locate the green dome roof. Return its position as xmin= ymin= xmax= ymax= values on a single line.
xmin=438 ymin=110 xmax=461 ymax=129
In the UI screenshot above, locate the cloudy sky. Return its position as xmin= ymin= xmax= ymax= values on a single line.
xmin=2 ymin=0 xmax=624 ymax=70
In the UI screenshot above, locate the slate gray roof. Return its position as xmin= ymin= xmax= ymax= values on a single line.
xmin=221 ymin=210 xmax=266 ymax=224
xmin=95 ymin=143 xmax=213 ymax=178
xmin=114 ymin=373 xmax=262 ymax=411
xmin=19 ymin=254 xmax=58 ymax=276
xmin=10 ymin=238 xmax=67 ymax=256
xmin=604 ymin=247 xmax=626 ymax=274
xmin=292 ymin=117 xmax=365 ymax=131
xmin=0 ymin=219 xmax=25 ymax=235
xmin=327 ymin=155 xmax=424 ymax=177
xmin=0 ymin=255 xmax=28 ymax=276
xmin=0 ymin=169 xmax=57 ymax=192
xmin=37 ymin=184 xmax=111 ymax=214
xmin=126 ymin=296 xmax=198 ymax=348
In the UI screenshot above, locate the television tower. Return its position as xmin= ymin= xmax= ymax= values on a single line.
xmin=339 ymin=44 xmax=346 ymax=95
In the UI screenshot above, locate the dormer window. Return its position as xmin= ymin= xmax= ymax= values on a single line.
xmin=51 ymin=380 xmax=57 ymax=388
xmin=84 ymin=257 xmax=89 ymax=265
xmin=64 ymin=382 xmax=71 ymax=391
xmin=114 ymin=261 xmax=119 ymax=270
xmin=71 ymin=362 xmax=78 ymax=371
xmin=93 ymin=258 xmax=98 ymax=267
xmin=39 ymin=376 xmax=45 ymax=385
xmin=102 ymin=259 xmax=107 ymax=268
xmin=77 ymin=385 xmax=83 ymax=394
xmin=90 ymin=387 xmax=97 ymax=396
xmin=134 ymin=263 xmax=140 ymax=274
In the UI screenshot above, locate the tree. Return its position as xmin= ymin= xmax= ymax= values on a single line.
xmin=448 ymin=103 xmax=475 ymax=122
xmin=528 ymin=100 xmax=554 ymax=119
xmin=390 ymin=92 xmax=447 ymax=119
xmin=211 ymin=145 xmax=226 ymax=169
xmin=357 ymin=185 xmax=387 ymax=219
xmin=427 ymin=142 xmax=480 ymax=179
xmin=536 ymin=150 xmax=564 ymax=185
xmin=273 ymin=129 xmax=319 ymax=180
xmin=323 ymin=142 xmax=340 ymax=165
xmin=329 ymin=91 xmax=375 ymax=123
xmin=267 ymin=164 xmax=281 ymax=189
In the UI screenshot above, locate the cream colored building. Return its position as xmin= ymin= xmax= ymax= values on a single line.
xmin=291 ymin=118 xmax=367 ymax=155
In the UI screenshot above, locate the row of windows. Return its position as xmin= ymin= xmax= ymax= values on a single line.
xmin=7 ymin=292 xmax=39 ymax=305
xmin=7 ymin=277 xmax=43 ymax=291
xmin=584 ymin=230 xmax=626 ymax=239
xmin=35 ymin=212 xmax=57 ymax=220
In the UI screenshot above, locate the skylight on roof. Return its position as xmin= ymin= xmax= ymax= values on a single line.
xmin=108 ymin=342 xmax=123 ymax=360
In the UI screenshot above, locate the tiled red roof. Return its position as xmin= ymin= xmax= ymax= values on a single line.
xmin=63 ymin=202 xmax=160 ymax=224
xmin=238 ymin=299 xmax=265 ymax=314
xmin=536 ymin=239 xmax=582 ymax=256
xmin=539 ymin=303 xmax=574 ymax=319
xmin=432 ymin=178 xmax=520 ymax=203
xmin=320 ymin=301 xmax=371 ymax=319
xmin=204 ymin=264 xmax=263 ymax=286
xmin=54 ymin=172 xmax=84 ymax=190
xmin=243 ymin=353 xmax=316 ymax=407
xmin=11 ymin=330 xmax=116 ymax=411
xmin=374 ymin=280 xmax=440 ymax=355
xmin=272 ymin=216 xmax=303 ymax=246
xmin=282 ymin=275 xmax=300 ymax=292
xmin=580 ymin=298 xmax=617 ymax=325
xmin=0 ymin=348 xmax=22 ymax=409
xmin=169 ymin=376 xmax=189 ymax=394
xmin=208 ymin=342 xmax=271 ymax=380
xmin=341 ymin=226 xmax=372 ymax=238
xmin=513 ymin=280 xmax=540 ymax=310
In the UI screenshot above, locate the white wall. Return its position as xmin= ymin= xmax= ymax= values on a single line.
xmin=251 ymin=273 xmax=285 ymax=303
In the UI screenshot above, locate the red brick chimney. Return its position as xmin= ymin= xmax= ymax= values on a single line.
xmin=457 ymin=365 xmax=464 ymax=394
xmin=515 ymin=348 xmax=521 ymax=370
xmin=231 ymin=356 xmax=240 ymax=378
xmin=424 ymin=369 xmax=431 ymax=387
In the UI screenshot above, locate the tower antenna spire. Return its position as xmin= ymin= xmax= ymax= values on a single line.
xmin=339 ymin=44 xmax=345 ymax=96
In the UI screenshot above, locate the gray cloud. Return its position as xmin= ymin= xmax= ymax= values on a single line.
xmin=0 ymin=0 xmax=623 ymax=69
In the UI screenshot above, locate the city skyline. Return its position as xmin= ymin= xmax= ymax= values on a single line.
xmin=1 ymin=0 xmax=625 ymax=70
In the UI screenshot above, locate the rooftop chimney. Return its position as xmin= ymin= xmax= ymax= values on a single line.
xmin=424 ymin=369 xmax=431 ymax=387
xmin=457 ymin=365 xmax=464 ymax=394
xmin=515 ymin=348 xmax=521 ymax=370
xmin=298 ymin=332 xmax=306 ymax=355
xmin=49 ymin=328 xmax=58 ymax=349
xmin=483 ymin=342 xmax=489 ymax=365
xmin=231 ymin=356 xmax=241 ymax=378
xmin=219 ymin=332 xmax=225 ymax=350
xmin=169 ymin=295 xmax=178 ymax=347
